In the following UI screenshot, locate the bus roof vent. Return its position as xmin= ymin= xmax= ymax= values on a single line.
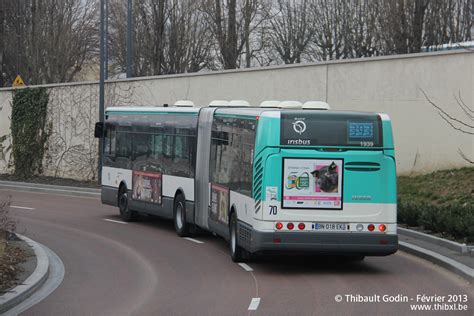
xmin=209 ymin=100 xmax=229 ymax=107
xmin=303 ymin=101 xmax=330 ymax=110
xmin=174 ymin=100 xmax=195 ymax=107
xmin=228 ymin=100 xmax=251 ymax=107
xmin=279 ymin=101 xmax=303 ymax=109
xmin=260 ymin=100 xmax=281 ymax=108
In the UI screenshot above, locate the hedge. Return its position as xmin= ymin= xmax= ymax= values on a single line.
xmin=398 ymin=200 xmax=474 ymax=243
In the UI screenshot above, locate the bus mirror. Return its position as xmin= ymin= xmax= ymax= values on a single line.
xmin=94 ymin=122 xmax=104 ymax=138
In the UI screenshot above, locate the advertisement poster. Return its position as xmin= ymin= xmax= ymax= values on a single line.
xmin=132 ymin=171 xmax=162 ymax=204
xmin=210 ymin=184 xmax=230 ymax=224
xmin=282 ymin=158 xmax=343 ymax=209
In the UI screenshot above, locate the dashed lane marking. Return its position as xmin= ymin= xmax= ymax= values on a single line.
xmin=103 ymin=219 xmax=128 ymax=225
xmin=10 ymin=205 xmax=35 ymax=210
xmin=248 ymin=297 xmax=261 ymax=311
xmin=183 ymin=237 xmax=204 ymax=244
xmin=238 ymin=263 xmax=254 ymax=272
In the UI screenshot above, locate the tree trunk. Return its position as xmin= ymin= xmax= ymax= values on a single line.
xmin=225 ymin=0 xmax=238 ymax=69
xmin=244 ymin=0 xmax=251 ymax=68
xmin=0 ymin=236 xmax=5 ymax=258
xmin=411 ymin=0 xmax=430 ymax=53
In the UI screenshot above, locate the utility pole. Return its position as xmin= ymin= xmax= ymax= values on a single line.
xmin=105 ymin=0 xmax=109 ymax=80
xmin=98 ymin=0 xmax=105 ymax=182
xmin=0 ymin=0 xmax=4 ymax=88
xmin=126 ymin=0 xmax=133 ymax=78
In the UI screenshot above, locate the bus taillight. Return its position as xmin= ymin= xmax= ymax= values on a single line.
xmin=287 ymin=223 xmax=294 ymax=230
xmin=276 ymin=222 xmax=283 ymax=230
xmin=368 ymin=224 xmax=375 ymax=232
xmin=379 ymin=224 xmax=386 ymax=232
xmin=298 ymin=223 xmax=305 ymax=230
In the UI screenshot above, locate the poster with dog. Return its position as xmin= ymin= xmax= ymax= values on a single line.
xmin=283 ymin=158 xmax=343 ymax=209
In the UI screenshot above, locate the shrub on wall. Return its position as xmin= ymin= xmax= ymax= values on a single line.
xmin=10 ymin=88 xmax=49 ymax=178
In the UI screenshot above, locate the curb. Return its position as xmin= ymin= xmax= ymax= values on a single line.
xmin=399 ymin=241 xmax=474 ymax=283
xmin=0 ymin=234 xmax=50 ymax=314
xmin=398 ymin=227 xmax=471 ymax=254
xmin=0 ymin=180 xmax=100 ymax=198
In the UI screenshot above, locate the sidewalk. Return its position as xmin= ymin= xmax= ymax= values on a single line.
xmin=0 ymin=180 xmax=100 ymax=198
xmin=398 ymin=227 xmax=473 ymax=282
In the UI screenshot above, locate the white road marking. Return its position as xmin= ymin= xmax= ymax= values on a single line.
xmin=183 ymin=237 xmax=204 ymax=244
xmin=103 ymin=219 xmax=128 ymax=225
xmin=248 ymin=298 xmax=261 ymax=311
xmin=238 ymin=263 xmax=253 ymax=272
xmin=10 ymin=205 xmax=35 ymax=210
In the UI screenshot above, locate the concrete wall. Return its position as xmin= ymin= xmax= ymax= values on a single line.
xmin=0 ymin=50 xmax=472 ymax=180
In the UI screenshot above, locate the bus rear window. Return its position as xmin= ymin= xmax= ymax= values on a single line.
xmin=280 ymin=112 xmax=383 ymax=147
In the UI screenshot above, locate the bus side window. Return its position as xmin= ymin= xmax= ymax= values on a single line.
xmin=132 ymin=132 xmax=152 ymax=162
xmin=116 ymin=129 xmax=132 ymax=158
xmin=174 ymin=135 xmax=184 ymax=160
xmin=153 ymin=134 xmax=163 ymax=159
xmin=163 ymin=134 xmax=174 ymax=158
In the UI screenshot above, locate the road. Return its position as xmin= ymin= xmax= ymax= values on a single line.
xmin=1 ymin=189 xmax=472 ymax=315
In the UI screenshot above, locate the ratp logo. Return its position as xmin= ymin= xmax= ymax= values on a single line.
xmin=292 ymin=120 xmax=306 ymax=135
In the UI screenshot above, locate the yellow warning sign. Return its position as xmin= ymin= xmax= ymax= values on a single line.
xmin=12 ymin=75 xmax=25 ymax=87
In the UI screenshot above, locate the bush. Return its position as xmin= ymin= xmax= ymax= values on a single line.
xmin=398 ymin=201 xmax=474 ymax=243
xmin=397 ymin=199 xmax=421 ymax=227
xmin=0 ymin=197 xmax=15 ymax=256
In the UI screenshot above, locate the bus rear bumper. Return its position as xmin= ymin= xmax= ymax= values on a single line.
xmin=244 ymin=227 xmax=398 ymax=256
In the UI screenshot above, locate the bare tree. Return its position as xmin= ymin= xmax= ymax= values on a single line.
xmin=310 ymin=0 xmax=347 ymax=60
xmin=202 ymin=0 xmax=267 ymax=69
xmin=164 ymin=0 xmax=216 ymax=73
xmin=421 ymin=89 xmax=474 ymax=164
xmin=266 ymin=0 xmax=314 ymax=64
xmin=109 ymin=0 xmax=214 ymax=76
xmin=0 ymin=0 xmax=5 ymax=87
xmin=424 ymin=0 xmax=472 ymax=49
xmin=0 ymin=0 xmax=98 ymax=86
xmin=377 ymin=0 xmax=431 ymax=54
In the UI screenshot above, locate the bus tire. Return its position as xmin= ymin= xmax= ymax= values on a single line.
xmin=349 ymin=255 xmax=365 ymax=262
xmin=173 ymin=194 xmax=190 ymax=237
xmin=229 ymin=212 xmax=247 ymax=262
xmin=118 ymin=186 xmax=138 ymax=222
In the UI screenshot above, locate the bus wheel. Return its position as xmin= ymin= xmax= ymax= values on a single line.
xmin=173 ymin=194 xmax=190 ymax=237
xmin=229 ymin=212 xmax=246 ymax=262
xmin=349 ymin=255 xmax=365 ymax=262
xmin=118 ymin=187 xmax=138 ymax=222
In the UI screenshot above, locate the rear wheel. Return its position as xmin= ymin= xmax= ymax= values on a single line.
xmin=229 ymin=212 xmax=247 ymax=262
xmin=118 ymin=186 xmax=138 ymax=222
xmin=173 ymin=194 xmax=190 ymax=237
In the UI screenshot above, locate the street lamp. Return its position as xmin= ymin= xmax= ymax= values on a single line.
xmin=98 ymin=0 xmax=106 ymax=182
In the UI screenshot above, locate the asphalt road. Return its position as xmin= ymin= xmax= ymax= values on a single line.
xmin=2 ymin=189 xmax=473 ymax=316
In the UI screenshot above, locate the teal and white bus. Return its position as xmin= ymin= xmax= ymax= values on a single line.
xmin=95 ymin=100 xmax=397 ymax=262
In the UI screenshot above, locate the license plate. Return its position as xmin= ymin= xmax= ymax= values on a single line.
xmin=312 ymin=223 xmax=349 ymax=231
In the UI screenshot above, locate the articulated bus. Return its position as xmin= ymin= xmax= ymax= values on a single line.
xmin=95 ymin=100 xmax=397 ymax=262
